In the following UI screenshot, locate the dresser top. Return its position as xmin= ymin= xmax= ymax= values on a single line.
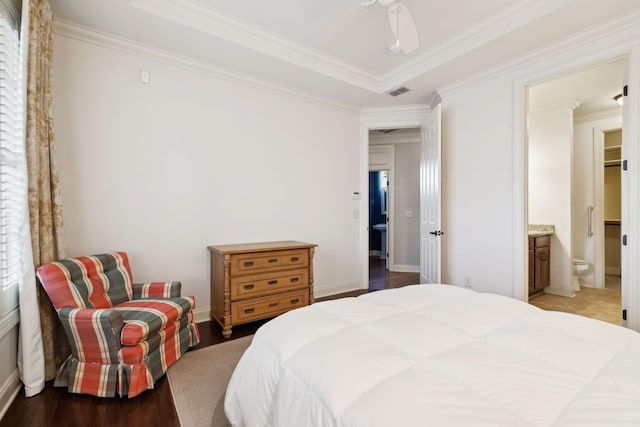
xmin=208 ymin=240 xmax=317 ymax=254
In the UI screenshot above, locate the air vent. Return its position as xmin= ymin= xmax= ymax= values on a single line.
xmin=389 ymin=87 xmax=410 ymax=96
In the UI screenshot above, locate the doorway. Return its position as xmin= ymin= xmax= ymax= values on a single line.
xmin=367 ymin=128 xmax=422 ymax=288
xmin=525 ymin=59 xmax=624 ymax=324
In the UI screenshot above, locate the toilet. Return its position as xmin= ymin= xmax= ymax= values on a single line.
xmin=572 ymin=259 xmax=590 ymax=290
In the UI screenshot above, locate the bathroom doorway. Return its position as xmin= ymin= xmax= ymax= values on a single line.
xmin=369 ymin=170 xmax=389 ymax=268
xmin=525 ymin=58 xmax=624 ymax=324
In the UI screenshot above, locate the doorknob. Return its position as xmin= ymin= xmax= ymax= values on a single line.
xmin=429 ymin=230 xmax=444 ymax=236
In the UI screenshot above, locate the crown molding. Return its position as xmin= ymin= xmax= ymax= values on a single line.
xmin=128 ymin=0 xmax=575 ymax=95
xmin=369 ymin=131 xmax=421 ymax=145
xmin=438 ymin=11 xmax=640 ymax=98
xmin=381 ymin=0 xmax=573 ymax=92
xmin=528 ymin=99 xmax=583 ymax=115
xmin=361 ymin=105 xmax=430 ymax=129
xmin=574 ymin=107 xmax=622 ymax=124
xmin=53 ymin=20 xmax=360 ymax=116
xmin=128 ymin=0 xmax=380 ymax=92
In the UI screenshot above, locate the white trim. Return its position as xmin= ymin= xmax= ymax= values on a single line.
xmin=360 ymin=106 xmax=430 ymax=291
xmin=128 ymin=0 xmax=572 ymax=95
xmin=0 ymin=370 xmax=21 ymax=422
xmin=128 ymin=0 xmax=380 ymax=92
xmin=381 ymin=0 xmax=573 ymax=93
xmin=592 ymin=119 xmax=623 ymax=290
xmin=622 ymin=45 xmax=640 ymax=331
xmin=369 ymin=131 xmax=420 ymax=145
xmin=53 ymin=20 xmax=360 ymax=116
xmin=391 ymin=264 xmax=420 ymax=273
xmin=0 ymin=308 xmax=19 ymax=340
xmin=543 ymin=286 xmax=574 ymax=298
xmin=192 ymin=307 xmax=211 ymax=324
xmin=574 ymin=107 xmax=622 ymax=124
xmin=440 ymin=12 xmax=640 ymax=98
xmin=313 ymin=281 xmax=361 ymax=299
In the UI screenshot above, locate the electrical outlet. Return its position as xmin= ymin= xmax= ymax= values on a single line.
xmin=405 ymin=210 xmax=413 ymax=218
xmin=463 ymin=276 xmax=472 ymax=288
xmin=140 ymin=70 xmax=151 ymax=84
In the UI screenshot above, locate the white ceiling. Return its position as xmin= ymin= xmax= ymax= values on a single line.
xmin=49 ymin=0 xmax=640 ymax=108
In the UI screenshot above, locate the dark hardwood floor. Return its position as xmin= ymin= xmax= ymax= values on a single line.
xmin=0 ymin=259 xmax=418 ymax=427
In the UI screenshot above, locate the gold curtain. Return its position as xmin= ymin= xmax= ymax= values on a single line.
xmin=25 ymin=0 xmax=67 ymax=381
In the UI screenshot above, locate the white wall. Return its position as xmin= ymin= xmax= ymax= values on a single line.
xmin=441 ymin=78 xmax=515 ymax=295
xmin=528 ymin=105 xmax=574 ymax=296
xmin=393 ymin=142 xmax=420 ymax=269
xmin=51 ymin=32 xmax=362 ymax=315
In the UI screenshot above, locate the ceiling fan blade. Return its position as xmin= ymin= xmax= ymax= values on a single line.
xmin=314 ymin=4 xmax=367 ymax=48
xmin=388 ymin=2 xmax=420 ymax=54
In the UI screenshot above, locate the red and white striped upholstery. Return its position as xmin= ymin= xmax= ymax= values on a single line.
xmin=37 ymin=252 xmax=200 ymax=398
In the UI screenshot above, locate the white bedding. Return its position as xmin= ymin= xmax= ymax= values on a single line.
xmin=224 ymin=284 xmax=640 ymax=426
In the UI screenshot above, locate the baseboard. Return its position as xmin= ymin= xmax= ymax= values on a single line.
xmin=391 ymin=264 xmax=420 ymax=273
xmin=605 ymin=267 xmax=621 ymax=276
xmin=543 ymin=285 xmax=575 ymax=298
xmin=0 ymin=370 xmax=21 ymax=422
xmin=193 ymin=307 xmax=211 ymax=324
xmin=314 ymin=281 xmax=362 ymax=298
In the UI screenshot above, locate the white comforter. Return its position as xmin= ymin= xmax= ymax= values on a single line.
xmin=224 ymin=285 xmax=640 ymax=426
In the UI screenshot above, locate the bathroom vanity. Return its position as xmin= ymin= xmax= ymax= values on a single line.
xmin=528 ymin=225 xmax=553 ymax=296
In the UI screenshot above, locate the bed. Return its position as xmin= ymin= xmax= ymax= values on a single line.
xmin=224 ymin=284 xmax=640 ymax=426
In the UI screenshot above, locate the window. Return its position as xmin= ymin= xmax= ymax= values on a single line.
xmin=0 ymin=0 xmax=24 ymax=294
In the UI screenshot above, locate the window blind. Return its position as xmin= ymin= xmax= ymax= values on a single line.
xmin=0 ymin=0 xmax=25 ymax=292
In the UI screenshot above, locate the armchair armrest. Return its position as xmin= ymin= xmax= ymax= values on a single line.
xmin=133 ymin=281 xmax=182 ymax=299
xmin=58 ymin=307 xmax=124 ymax=363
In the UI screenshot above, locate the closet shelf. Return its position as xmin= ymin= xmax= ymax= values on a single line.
xmin=605 ymin=219 xmax=621 ymax=225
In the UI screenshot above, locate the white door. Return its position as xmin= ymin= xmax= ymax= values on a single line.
xmin=420 ymin=104 xmax=442 ymax=283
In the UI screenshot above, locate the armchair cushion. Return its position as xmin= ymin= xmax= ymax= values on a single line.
xmin=116 ymin=296 xmax=195 ymax=345
xmin=132 ymin=281 xmax=181 ymax=299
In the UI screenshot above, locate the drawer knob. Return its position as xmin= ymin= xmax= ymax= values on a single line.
xmin=243 ymin=284 xmax=254 ymax=290
xmin=244 ymin=308 xmax=255 ymax=314
xmin=290 ymin=257 xmax=299 ymax=262
xmin=268 ymin=280 xmax=278 ymax=285
xmin=268 ymin=258 xmax=278 ymax=263
xmin=290 ymin=277 xmax=299 ymax=283
xmin=268 ymin=302 xmax=279 ymax=308
xmin=243 ymin=261 xmax=254 ymax=267
xmin=290 ymin=298 xmax=300 ymax=304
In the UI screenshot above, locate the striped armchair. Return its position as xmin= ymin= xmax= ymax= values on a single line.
xmin=36 ymin=252 xmax=200 ymax=398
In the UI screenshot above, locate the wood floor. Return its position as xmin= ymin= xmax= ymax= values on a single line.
xmin=0 ymin=259 xmax=418 ymax=427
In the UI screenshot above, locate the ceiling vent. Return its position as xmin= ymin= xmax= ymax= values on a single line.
xmin=389 ymin=86 xmax=410 ymax=96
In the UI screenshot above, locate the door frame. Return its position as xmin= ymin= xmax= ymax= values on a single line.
xmin=513 ymin=43 xmax=640 ymax=331
xmin=359 ymin=106 xmax=431 ymax=290
xmin=593 ymin=121 xmax=623 ymax=289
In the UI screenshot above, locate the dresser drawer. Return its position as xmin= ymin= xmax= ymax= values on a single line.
xmin=231 ymin=249 xmax=308 ymax=275
xmin=231 ymin=289 xmax=309 ymax=324
xmin=231 ymin=269 xmax=308 ymax=299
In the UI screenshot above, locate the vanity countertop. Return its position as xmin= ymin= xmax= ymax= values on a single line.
xmin=528 ymin=224 xmax=554 ymax=237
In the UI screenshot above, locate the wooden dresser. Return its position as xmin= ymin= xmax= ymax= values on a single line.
xmin=208 ymin=241 xmax=317 ymax=338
